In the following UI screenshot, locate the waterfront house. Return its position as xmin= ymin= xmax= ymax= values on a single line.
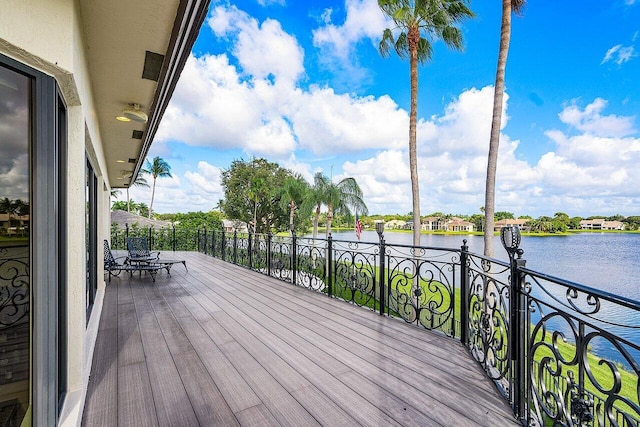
xmin=493 ymin=218 xmax=531 ymax=232
xmin=422 ymin=216 xmax=448 ymax=231
xmin=580 ymin=219 xmax=625 ymax=230
xmin=0 ymin=1 xmax=209 ymax=425
xmin=446 ymin=218 xmax=475 ymax=232
xmin=385 ymin=219 xmax=407 ymax=229
xmin=0 ymin=214 xmax=29 ymax=236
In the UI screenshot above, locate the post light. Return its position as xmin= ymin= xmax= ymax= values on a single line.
xmin=500 ymin=225 xmax=521 ymax=256
xmin=375 ymin=221 xmax=385 ymax=237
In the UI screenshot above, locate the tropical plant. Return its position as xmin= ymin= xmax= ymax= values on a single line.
xmin=126 ymin=170 xmax=150 ymax=213
xmin=301 ymin=172 xmax=331 ymax=243
xmin=142 ymin=157 xmax=172 ymax=218
xmin=379 ymin=0 xmax=474 ymax=248
xmin=483 ymin=0 xmax=525 ymax=256
xmin=276 ymin=174 xmax=310 ymax=235
xmin=321 ymin=175 xmax=368 ymax=237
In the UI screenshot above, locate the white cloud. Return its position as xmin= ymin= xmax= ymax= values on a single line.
xmin=601 ymin=43 xmax=637 ymax=65
xmin=129 ymin=164 xmax=224 ymax=213
xmin=558 ymin=98 xmax=636 ymax=137
xmin=312 ymin=0 xmax=386 ymax=60
xmin=257 ymin=0 xmax=285 ymax=6
xmin=208 ymin=5 xmax=304 ymax=85
xmin=291 ymin=86 xmax=408 ymax=155
xmin=312 ymin=0 xmax=388 ymax=83
xmin=184 ymin=162 xmax=224 ymax=196
xmin=332 ymin=87 xmax=536 ymax=215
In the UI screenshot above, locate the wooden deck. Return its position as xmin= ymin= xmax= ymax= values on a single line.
xmin=82 ymin=251 xmax=517 ymax=426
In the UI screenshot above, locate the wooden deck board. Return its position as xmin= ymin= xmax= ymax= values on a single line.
xmin=131 ymin=283 xmax=199 ymax=427
xmin=213 ymin=266 xmax=506 ymax=424
xmin=83 ymin=251 xmax=517 ymax=427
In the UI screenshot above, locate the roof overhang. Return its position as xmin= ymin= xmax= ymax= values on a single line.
xmin=80 ymin=0 xmax=209 ymax=188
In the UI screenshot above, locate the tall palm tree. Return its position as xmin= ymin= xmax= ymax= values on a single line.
xmin=126 ymin=171 xmax=150 ymax=213
xmin=379 ymin=0 xmax=474 ymax=248
xmin=276 ymin=174 xmax=310 ymax=235
xmin=142 ymin=157 xmax=172 ymax=218
xmin=483 ymin=0 xmax=524 ymax=257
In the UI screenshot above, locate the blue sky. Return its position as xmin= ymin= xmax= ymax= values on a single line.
xmin=123 ymin=0 xmax=640 ymax=218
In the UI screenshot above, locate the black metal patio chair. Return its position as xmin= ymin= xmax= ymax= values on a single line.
xmin=104 ymin=240 xmax=162 ymax=282
xmin=125 ymin=236 xmax=188 ymax=274
xmin=125 ymin=236 xmax=160 ymax=263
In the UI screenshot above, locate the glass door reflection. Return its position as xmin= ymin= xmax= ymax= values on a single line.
xmin=0 ymin=64 xmax=31 ymax=425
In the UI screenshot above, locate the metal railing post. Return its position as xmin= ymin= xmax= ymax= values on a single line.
xmin=221 ymin=231 xmax=226 ymax=261
xmin=327 ymin=233 xmax=333 ymax=297
xmin=212 ymin=230 xmax=216 ymax=258
xmin=248 ymin=230 xmax=253 ymax=269
xmin=267 ymin=233 xmax=272 ymax=276
xmin=148 ymin=227 xmax=153 ymax=250
xmin=460 ymin=240 xmax=469 ymax=344
xmin=197 ymin=229 xmax=201 ymax=253
xmin=172 ymin=225 xmax=176 ymax=252
xmin=292 ymin=232 xmax=297 ymax=286
xmin=378 ymin=230 xmax=386 ymax=316
xmin=233 ymin=230 xmax=238 ymax=264
xmin=204 ymin=227 xmax=208 ymax=255
xmin=511 ymin=250 xmax=527 ymax=422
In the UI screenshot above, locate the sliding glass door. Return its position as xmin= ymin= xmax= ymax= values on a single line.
xmin=0 ymin=54 xmax=67 ymax=425
xmin=0 ymin=58 xmax=31 ymax=427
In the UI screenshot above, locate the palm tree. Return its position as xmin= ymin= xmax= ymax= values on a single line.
xmin=322 ymin=176 xmax=368 ymax=237
xmin=0 ymin=197 xmax=13 ymax=215
xmin=379 ymin=0 xmax=474 ymax=248
xmin=483 ymin=0 xmax=524 ymax=257
xmin=302 ymin=173 xmax=331 ymax=242
xmin=126 ymin=171 xmax=150 ymax=213
xmin=142 ymin=157 xmax=172 ymax=218
xmin=0 ymin=198 xmax=19 ymax=227
xmin=276 ymin=174 xmax=310 ymax=235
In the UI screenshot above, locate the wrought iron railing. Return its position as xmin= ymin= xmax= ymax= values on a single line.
xmin=189 ymin=228 xmax=640 ymax=427
xmin=111 ymin=224 xmax=198 ymax=251
xmin=0 ymin=245 xmax=30 ymax=393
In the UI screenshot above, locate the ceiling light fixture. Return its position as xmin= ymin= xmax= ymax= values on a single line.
xmin=122 ymin=103 xmax=148 ymax=123
xmin=116 ymin=159 xmax=125 ymax=163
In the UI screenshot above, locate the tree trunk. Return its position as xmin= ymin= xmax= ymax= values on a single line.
xmin=483 ymin=0 xmax=512 ymax=257
xmin=409 ymin=28 xmax=421 ymax=248
xmin=289 ymin=201 xmax=295 ymax=236
xmin=313 ymin=205 xmax=320 ymax=241
xmin=149 ymin=178 xmax=157 ymax=218
xmin=127 ymin=187 xmax=130 ymax=213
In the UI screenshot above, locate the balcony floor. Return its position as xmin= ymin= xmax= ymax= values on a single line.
xmin=82 ymin=251 xmax=517 ymax=426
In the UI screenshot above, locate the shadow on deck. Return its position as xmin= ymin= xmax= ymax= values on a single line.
xmin=82 ymin=251 xmax=517 ymax=426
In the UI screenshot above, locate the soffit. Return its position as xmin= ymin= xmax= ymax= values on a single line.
xmin=80 ymin=0 xmax=179 ymax=188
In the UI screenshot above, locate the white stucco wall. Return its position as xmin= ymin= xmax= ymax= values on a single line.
xmin=1 ymin=1 xmax=111 ymax=426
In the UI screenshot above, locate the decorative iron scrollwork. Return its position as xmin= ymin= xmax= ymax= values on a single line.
xmin=0 ymin=250 xmax=30 ymax=329
xmin=570 ymin=391 xmax=594 ymax=425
